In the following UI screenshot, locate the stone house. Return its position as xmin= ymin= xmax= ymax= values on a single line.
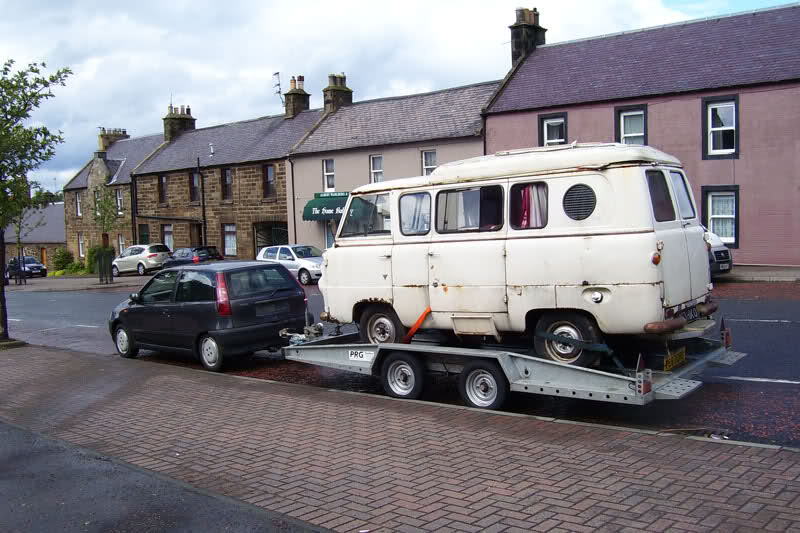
xmin=288 ymin=74 xmax=500 ymax=249
xmin=131 ymin=82 xmax=322 ymax=259
xmin=484 ymin=5 xmax=800 ymax=266
xmin=63 ymin=129 xmax=163 ymax=261
xmin=3 ymin=202 xmax=65 ymax=271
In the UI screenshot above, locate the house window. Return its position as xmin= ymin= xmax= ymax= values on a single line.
xmin=78 ymin=232 xmax=85 ymax=258
xmin=615 ymin=105 xmax=647 ymax=145
xmin=263 ymin=165 xmax=275 ymax=198
xmin=118 ymin=234 xmax=125 ymax=254
xmin=116 ymin=189 xmax=124 ymax=214
xmin=322 ymin=159 xmax=335 ymax=192
xmin=539 ymin=113 xmax=567 ymax=146
xmin=94 ymin=190 xmax=100 ymax=215
xmin=221 ymin=168 xmax=233 ymax=200
xmin=702 ymin=95 xmax=739 ymax=159
xmin=158 ymin=175 xmax=167 ymax=204
xmin=138 ymin=224 xmax=150 ymax=245
xmin=161 ymin=224 xmax=173 ymax=251
xmin=189 ymin=172 xmax=200 ymax=202
xmin=702 ymin=185 xmax=739 ymax=247
xmin=435 ymin=185 xmax=503 ymax=233
xmin=76 ymin=192 xmax=82 ymax=217
xmin=422 ymin=150 xmax=437 ymax=176
xmin=370 ymin=155 xmax=384 ymax=183
xmin=223 ymin=224 xmax=237 ymax=256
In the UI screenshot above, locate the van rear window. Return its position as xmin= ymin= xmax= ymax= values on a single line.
xmin=646 ymin=170 xmax=676 ymax=222
xmin=227 ymin=266 xmax=295 ymax=298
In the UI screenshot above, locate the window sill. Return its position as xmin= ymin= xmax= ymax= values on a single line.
xmin=702 ymin=151 xmax=739 ymax=160
xmin=261 ymin=197 xmax=277 ymax=204
xmin=188 ymin=201 xmax=201 ymax=206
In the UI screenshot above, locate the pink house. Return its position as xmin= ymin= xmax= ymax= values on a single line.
xmin=484 ymin=5 xmax=800 ymax=266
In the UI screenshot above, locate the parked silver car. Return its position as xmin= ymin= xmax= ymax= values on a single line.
xmin=256 ymin=244 xmax=323 ymax=285
xmin=112 ymin=244 xmax=171 ymax=277
xmin=703 ymin=227 xmax=733 ymax=277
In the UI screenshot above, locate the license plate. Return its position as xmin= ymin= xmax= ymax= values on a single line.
xmin=664 ymin=346 xmax=687 ymax=371
xmin=720 ymin=263 xmax=730 ymax=270
xmin=680 ymin=306 xmax=699 ymax=322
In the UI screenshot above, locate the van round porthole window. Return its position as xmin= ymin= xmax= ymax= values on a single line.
xmin=563 ymin=184 xmax=596 ymax=221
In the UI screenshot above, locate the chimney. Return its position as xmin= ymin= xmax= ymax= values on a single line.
xmin=509 ymin=7 xmax=547 ymax=65
xmin=284 ymin=75 xmax=310 ymax=119
xmin=323 ymin=72 xmax=353 ymax=114
xmin=97 ymin=127 xmax=130 ymax=152
xmin=163 ymin=104 xmax=197 ymax=143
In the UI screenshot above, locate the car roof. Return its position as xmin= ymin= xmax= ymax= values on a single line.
xmin=164 ymin=260 xmax=277 ymax=272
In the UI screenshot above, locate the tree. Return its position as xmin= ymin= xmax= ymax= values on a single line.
xmin=92 ymin=184 xmax=121 ymax=240
xmin=0 ymin=59 xmax=71 ymax=340
xmin=32 ymin=189 xmax=63 ymax=204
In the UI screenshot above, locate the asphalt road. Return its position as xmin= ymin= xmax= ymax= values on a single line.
xmin=4 ymin=282 xmax=800 ymax=446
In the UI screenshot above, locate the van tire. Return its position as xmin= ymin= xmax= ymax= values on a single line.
xmin=534 ymin=312 xmax=602 ymax=367
xmin=380 ymin=352 xmax=424 ymax=399
xmin=359 ymin=305 xmax=407 ymax=344
xmin=459 ymin=360 xmax=508 ymax=410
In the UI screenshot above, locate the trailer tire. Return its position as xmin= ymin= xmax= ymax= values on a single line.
xmin=359 ymin=305 xmax=406 ymax=344
xmin=534 ymin=312 xmax=602 ymax=367
xmin=459 ymin=360 xmax=508 ymax=410
xmin=380 ymin=352 xmax=424 ymax=400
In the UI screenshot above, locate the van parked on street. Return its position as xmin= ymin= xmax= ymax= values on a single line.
xmin=319 ymin=143 xmax=716 ymax=367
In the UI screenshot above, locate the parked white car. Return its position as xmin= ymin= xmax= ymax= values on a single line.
xmin=256 ymin=245 xmax=323 ymax=285
xmin=704 ymin=227 xmax=733 ymax=276
xmin=112 ymin=244 xmax=171 ymax=277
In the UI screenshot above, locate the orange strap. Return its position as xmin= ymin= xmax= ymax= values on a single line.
xmin=402 ymin=306 xmax=431 ymax=344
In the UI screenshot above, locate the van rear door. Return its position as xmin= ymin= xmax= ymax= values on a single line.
xmin=646 ymin=170 xmax=691 ymax=307
xmin=667 ymin=170 xmax=710 ymax=299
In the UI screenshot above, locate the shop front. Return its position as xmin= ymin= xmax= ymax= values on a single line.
xmin=302 ymin=192 xmax=349 ymax=248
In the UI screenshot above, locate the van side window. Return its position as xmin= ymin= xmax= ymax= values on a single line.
xmin=669 ymin=171 xmax=696 ymax=220
xmin=510 ymin=182 xmax=548 ymax=229
xmin=646 ymin=170 xmax=676 ymax=222
xmin=436 ymin=185 xmax=503 ymax=233
xmin=399 ymin=193 xmax=431 ymax=236
xmin=339 ymin=193 xmax=391 ymax=238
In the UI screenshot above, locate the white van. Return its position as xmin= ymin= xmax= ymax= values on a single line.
xmin=318 ymin=143 xmax=716 ymax=367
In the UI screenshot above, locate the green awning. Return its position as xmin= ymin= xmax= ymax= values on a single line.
xmin=302 ymin=192 xmax=350 ymax=221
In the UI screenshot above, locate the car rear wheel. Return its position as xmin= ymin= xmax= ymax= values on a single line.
xmin=298 ymin=269 xmax=312 ymax=285
xmin=115 ymin=324 xmax=138 ymax=358
xmin=534 ymin=312 xmax=602 ymax=367
xmin=359 ymin=305 xmax=406 ymax=344
xmin=112 ymin=265 xmax=120 ymax=278
xmin=137 ymin=263 xmax=145 ymax=276
xmin=198 ymin=335 xmax=224 ymax=372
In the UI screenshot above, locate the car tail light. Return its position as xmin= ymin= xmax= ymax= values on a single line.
xmin=193 ymin=255 xmax=200 ymax=263
xmin=215 ymin=272 xmax=232 ymax=316
xmin=147 ymin=253 xmax=158 ymax=258
xmin=289 ymin=271 xmax=308 ymax=305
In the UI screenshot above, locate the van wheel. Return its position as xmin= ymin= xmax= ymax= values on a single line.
xmin=459 ymin=360 xmax=508 ymax=409
xmin=197 ymin=335 xmax=224 ymax=372
xmin=359 ymin=305 xmax=407 ymax=344
xmin=380 ymin=352 xmax=424 ymax=399
xmin=298 ymin=269 xmax=311 ymax=285
xmin=534 ymin=312 xmax=602 ymax=367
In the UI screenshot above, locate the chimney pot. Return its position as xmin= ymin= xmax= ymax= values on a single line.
xmin=186 ymin=105 xmax=191 ymax=116
xmin=290 ymin=76 xmax=297 ymax=90
xmin=328 ymin=74 xmax=337 ymax=87
xmin=297 ymin=75 xmax=304 ymax=90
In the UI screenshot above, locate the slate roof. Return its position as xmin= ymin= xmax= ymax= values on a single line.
xmin=3 ymin=203 xmax=65 ymax=243
xmin=134 ymin=109 xmax=323 ymax=175
xmin=64 ymin=134 xmax=163 ymax=190
xmin=487 ymin=4 xmax=800 ymax=114
xmin=292 ymin=81 xmax=501 ymax=155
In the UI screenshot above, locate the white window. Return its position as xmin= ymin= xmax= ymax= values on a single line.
xmin=543 ymin=118 xmax=565 ymax=146
xmin=620 ymin=111 xmax=645 ymax=145
xmin=370 ymin=155 xmax=384 ymax=183
xmin=116 ymin=189 xmax=123 ymax=214
xmin=76 ymin=193 xmax=82 ymax=217
xmin=162 ymin=224 xmax=173 ymax=251
xmin=422 ymin=150 xmax=437 ymax=176
xmin=322 ymin=159 xmax=335 ymax=192
xmin=708 ymin=101 xmax=736 ymax=155
xmin=223 ymin=224 xmax=237 ymax=256
xmin=78 ymin=232 xmax=85 ymax=258
xmin=118 ymin=234 xmax=125 ymax=254
xmin=708 ymin=192 xmax=735 ymax=243
xmin=94 ymin=190 xmax=100 ymax=215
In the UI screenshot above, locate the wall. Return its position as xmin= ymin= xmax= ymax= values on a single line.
xmin=63 ymin=186 xmax=135 ymax=263
xmin=4 ymin=243 xmax=63 ymax=272
xmin=485 ymin=81 xmax=800 ymax=265
xmin=289 ymin=137 xmax=484 ymax=248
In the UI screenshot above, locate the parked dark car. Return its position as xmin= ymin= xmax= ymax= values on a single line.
xmin=108 ymin=262 xmax=308 ymax=371
xmin=7 ymin=256 xmax=47 ymax=278
xmin=161 ymin=246 xmax=224 ymax=269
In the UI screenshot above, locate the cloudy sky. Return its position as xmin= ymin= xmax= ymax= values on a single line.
xmin=1 ymin=0 xmax=788 ymax=192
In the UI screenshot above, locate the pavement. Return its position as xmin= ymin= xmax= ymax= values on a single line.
xmin=1 ymin=344 xmax=800 ymax=532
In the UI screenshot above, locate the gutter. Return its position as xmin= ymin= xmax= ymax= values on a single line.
xmin=131 ymin=179 xmax=138 ymax=244
xmin=289 ymin=157 xmax=297 ymax=244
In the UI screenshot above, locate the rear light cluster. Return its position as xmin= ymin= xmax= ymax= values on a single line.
xmin=215 ymin=272 xmax=232 ymax=316
xmin=193 ymin=255 xmax=200 ymax=263
xmin=147 ymin=253 xmax=158 ymax=258
xmin=290 ymin=272 xmax=308 ymax=305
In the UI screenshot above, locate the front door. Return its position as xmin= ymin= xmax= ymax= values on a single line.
xmin=190 ymin=224 xmax=203 ymax=247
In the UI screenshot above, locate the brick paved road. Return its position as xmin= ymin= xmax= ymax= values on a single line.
xmin=1 ymin=345 xmax=800 ymax=532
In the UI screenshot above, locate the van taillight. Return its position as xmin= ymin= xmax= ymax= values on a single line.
xmin=215 ymin=272 xmax=232 ymax=316
xmin=651 ymin=252 xmax=661 ymax=265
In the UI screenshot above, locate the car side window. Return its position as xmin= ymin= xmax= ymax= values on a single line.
xmin=119 ymin=249 xmax=130 ymax=258
xmin=279 ymin=247 xmax=293 ymax=261
xmin=265 ymin=247 xmax=278 ymax=260
xmin=176 ymin=271 xmax=216 ymax=302
xmin=139 ymin=271 xmax=178 ymax=304
xmin=132 ymin=247 xmax=144 ymax=256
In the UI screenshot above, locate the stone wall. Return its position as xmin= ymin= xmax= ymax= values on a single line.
xmin=63 ymin=185 xmax=136 ymax=262
xmin=3 ymin=243 xmax=64 ymax=272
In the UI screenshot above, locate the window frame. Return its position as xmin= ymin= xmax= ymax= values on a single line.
xmin=221 ymin=168 xmax=233 ymax=201
xmin=76 ymin=192 xmax=82 ymax=217
xmin=94 ymin=190 xmax=100 ymax=216
xmin=189 ymin=172 xmax=200 ymax=202
xmin=223 ymin=223 xmax=237 ymax=256
xmin=262 ymin=164 xmax=275 ymax=198
xmin=322 ymin=159 xmax=335 ymax=192
xmin=435 ymin=185 xmax=504 ymax=234
xmin=399 ymin=192 xmax=431 ymax=236
xmin=161 ymin=224 xmax=174 ymax=251
xmin=614 ymin=104 xmax=647 ymax=146
xmin=421 ymin=150 xmax=437 ymax=176
xmin=702 ymin=94 xmax=739 ymax=160
xmin=78 ymin=232 xmax=85 ymax=258
xmin=701 ymin=185 xmax=740 ymax=248
xmin=370 ymin=155 xmax=384 ymax=183
xmin=538 ymin=112 xmax=568 ymax=147
xmin=115 ymin=188 xmax=124 ymax=215
xmin=158 ymin=175 xmax=168 ymax=204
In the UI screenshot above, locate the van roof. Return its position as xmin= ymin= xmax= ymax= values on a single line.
xmin=352 ymin=143 xmax=681 ymax=194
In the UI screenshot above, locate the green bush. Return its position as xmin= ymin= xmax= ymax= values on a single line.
xmin=86 ymin=245 xmax=115 ymax=274
xmin=52 ymin=247 xmax=74 ymax=271
xmin=54 ymin=270 xmax=66 ymax=276
xmin=65 ymin=261 xmax=85 ymax=274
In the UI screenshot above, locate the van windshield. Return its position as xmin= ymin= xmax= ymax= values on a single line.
xmin=339 ymin=194 xmax=391 ymax=238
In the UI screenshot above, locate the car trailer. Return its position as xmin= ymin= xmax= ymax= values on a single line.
xmin=282 ymin=324 xmax=747 ymax=410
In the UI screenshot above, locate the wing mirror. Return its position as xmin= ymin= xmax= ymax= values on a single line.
xmin=129 ymin=292 xmax=140 ymax=303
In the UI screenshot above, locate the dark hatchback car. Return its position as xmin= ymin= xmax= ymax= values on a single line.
xmin=162 ymin=246 xmax=224 ymax=269
xmin=8 ymin=256 xmax=47 ymax=278
xmin=109 ymin=262 xmax=308 ymax=371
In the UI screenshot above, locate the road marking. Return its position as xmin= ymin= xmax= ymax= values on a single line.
xmin=7 ymin=318 xmax=20 ymax=322
xmin=716 ymin=376 xmax=800 ymax=385
xmin=727 ymin=319 xmax=796 ymax=324
xmin=75 ymin=325 xmax=100 ymax=328
xmin=39 ymin=327 xmax=63 ymax=332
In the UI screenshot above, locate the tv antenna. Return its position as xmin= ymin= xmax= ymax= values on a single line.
xmin=273 ymin=72 xmax=283 ymax=105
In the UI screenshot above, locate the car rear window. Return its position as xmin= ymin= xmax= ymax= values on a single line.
xmin=148 ymin=245 xmax=170 ymax=253
xmin=196 ymin=246 xmax=221 ymax=259
xmin=227 ymin=266 xmax=296 ymax=299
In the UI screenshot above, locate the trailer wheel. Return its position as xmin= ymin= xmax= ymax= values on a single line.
xmin=459 ymin=360 xmax=508 ymax=409
xmin=360 ymin=305 xmax=407 ymax=344
xmin=380 ymin=352 xmax=424 ymax=400
xmin=534 ymin=312 xmax=602 ymax=367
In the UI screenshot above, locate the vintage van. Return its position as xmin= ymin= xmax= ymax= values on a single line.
xmin=318 ymin=143 xmax=716 ymax=367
